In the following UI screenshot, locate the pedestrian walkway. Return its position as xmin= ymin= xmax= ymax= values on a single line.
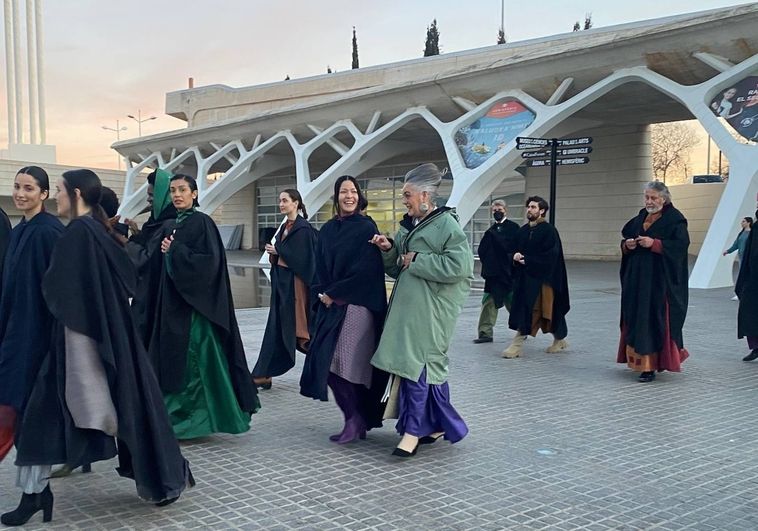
xmin=1 ymin=261 xmax=756 ymax=530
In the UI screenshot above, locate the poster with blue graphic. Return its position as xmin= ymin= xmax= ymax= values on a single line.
xmin=456 ymin=101 xmax=535 ymax=169
xmin=709 ymin=76 xmax=758 ymax=142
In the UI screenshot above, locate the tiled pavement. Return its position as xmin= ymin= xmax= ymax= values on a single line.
xmin=2 ymin=261 xmax=758 ymax=530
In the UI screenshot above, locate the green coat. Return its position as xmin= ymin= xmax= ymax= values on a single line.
xmin=371 ymin=207 xmax=474 ymax=384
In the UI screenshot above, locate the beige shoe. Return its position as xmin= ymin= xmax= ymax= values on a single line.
xmin=546 ymin=338 xmax=568 ymax=353
xmin=502 ymin=335 xmax=526 ymax=358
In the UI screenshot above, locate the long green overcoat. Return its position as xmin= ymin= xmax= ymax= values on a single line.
xmin=371 ymin=207 xmax=473 ymax=384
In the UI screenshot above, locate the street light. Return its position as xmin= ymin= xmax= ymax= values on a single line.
xmin=127 ymin=110 xmax=157 ymax=137
xmin=102 ymin=120 xmax=128 ymax=169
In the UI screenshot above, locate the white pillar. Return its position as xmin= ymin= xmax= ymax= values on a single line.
xmin=3 ymin=0 xmax=16 ymax=145
xmin=34 ymin=0 xmax=45 ymax=144
xmin=26 ymin=0 xmax=39 ymax=144
xmin=12 ymin=0 xmax=24 ymax=144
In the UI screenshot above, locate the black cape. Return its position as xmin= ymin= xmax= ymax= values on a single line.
xmin=736 ymin=226 xmax=758 ymax=338
xmin=0 ymin=208 xmax=11 ymax=301
xmin=0 ymin=212 xmax=63 ymax=413
xmin=508 ymin=220 xmax=570 ymax=336
xmin=299 ymin=214 xmax=388 ymax=426
xmin=15 ymin=216 xmax=189 ymax=503
xmin=149 ymin=210 xmax=258 ymax=413
xmin=126 ymin=205 xmax=177 ymax=347
xmin=252 ymin=216 xmax=317 ymax=378
xmin=479 ymin=219 xmax=520 ymax=307
xmin=620 ymin=204 xmax=690 ymax=353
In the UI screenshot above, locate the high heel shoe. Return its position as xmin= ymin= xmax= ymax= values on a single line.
xmin=419 ymin=433 xmax=445 ymax=445
xmin=1 ymin=485 xmax=54 ymax=526
xmin=391 ymin=444 xmax=418 ymax=458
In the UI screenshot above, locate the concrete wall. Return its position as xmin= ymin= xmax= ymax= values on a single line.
xmin=212 ymin=182 xmax=255 ymax=250
xmin=524 ymin=125 xmax=653 ymax=260
xmin=668 ymin=182 xmax=725 ymax=254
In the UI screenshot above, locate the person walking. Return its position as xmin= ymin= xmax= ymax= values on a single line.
xmin=737 ymin=209 xmax=758 ymax=361
xmin=723 ymin=216 xmax=752 ymax=300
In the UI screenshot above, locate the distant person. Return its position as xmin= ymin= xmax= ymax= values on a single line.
xmin=370 ymin=163 xmax=472 ymax=458
xmin=502 ymin=196 xmax=570 ymax=358
xmin=152 ymin=174 xmax=259 ymax=439
xmin=736 ymin=209 xmax=758 ymax=362
xmin=723 ymin=216 xmax=752 ymax=300
xmin=474 ymin=200 xmax=519 ymax=344
xmin=252 ymin=189 xmax=317 ymax=390
xmin=617 ymin=181 xmax=690 ymax=383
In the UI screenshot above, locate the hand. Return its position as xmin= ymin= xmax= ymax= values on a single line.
xmin=265 ymin=243 xmax=277 ymax=255
xmin=370 ymin=234 xmax=392 ymax=251
xmin=401 ymin=252 xmax=416 ymax=269
xmin=636 ymin=236 xmax=654 ymax=249
xmin=318 ymin=293 xmax=333 ymax=308
xmin=723 ymin=251 xmax=728 ymax=256
xmin=108 ymin=215 xmax=120 ymax=228
xmin=625 ymin=238 xmax=638 ymax=250
xmin=124 ymin=218 xmax=140 ymax=236
xmin=161 ymin=235 xmax=174 ymax=253
xmin=513 ymin=252 xmax=525 ymax=264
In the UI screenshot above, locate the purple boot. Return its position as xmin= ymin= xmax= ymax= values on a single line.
xmin=327 ymin=373 xmax=367 ymax=444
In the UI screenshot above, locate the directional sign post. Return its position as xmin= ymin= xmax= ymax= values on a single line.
xmin=516 ymin=136 xmax=593 ymax=225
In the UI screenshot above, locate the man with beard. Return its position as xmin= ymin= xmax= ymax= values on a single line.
xmin=474 ymin=200 xmax=519 ymax=344
xmin=502 ymin=196 xmax=570 ymax=358
xmin=617 ymin=181 xmax=690 ymax=383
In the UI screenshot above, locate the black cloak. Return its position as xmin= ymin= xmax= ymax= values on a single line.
xmin=149 ymin=210 xmax=258 ymax=413
xmin=508 ymin=220 xmax=570 ymax=336
xmin=0 ymin=207 xmax=11 ymax=300
xmin=126 ymin=204 xmax=177 ymax=347
xmin=620 ymin=204 xmax=690 ymax=353
xmin=252 ymin=216 xmax=317 ymax=378
xmin=736 ymin=225 xmax=758 ymax=338
xmin=478 ymin=219 xmax=520 ymax=307
xmin=0 ymin=212 xmax=63 ymax=414
xmin=15 ymin=215 xmax=189 ymax=503
xmin=299 ymin=214 xmax=388 ymax=426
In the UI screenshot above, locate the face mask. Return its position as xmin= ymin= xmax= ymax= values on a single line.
xmin=493 ymin=211 xmax=505 ymax=222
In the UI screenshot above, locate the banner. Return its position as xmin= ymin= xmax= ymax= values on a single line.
xmin=456 ymin=101 xmax=535 ymax=169
xmin=709 ymin=76 xmax=758 ymax=142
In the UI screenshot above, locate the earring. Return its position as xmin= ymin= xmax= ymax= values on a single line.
xmin=419 ymin=203 xmax=429 ymax=213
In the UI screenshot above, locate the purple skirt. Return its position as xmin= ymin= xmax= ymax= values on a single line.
xmin=396 ymin=367 xmax=468 ymax=443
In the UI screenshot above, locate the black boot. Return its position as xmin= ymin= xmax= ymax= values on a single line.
xmin=742 ymin=349 xmax=758 ymax=362
xmin=0 ymin=485 xmax=53 ymax=526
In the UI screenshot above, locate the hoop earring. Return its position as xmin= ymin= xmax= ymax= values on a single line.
xmin=419 ymin=203 xmax=429 ymax=213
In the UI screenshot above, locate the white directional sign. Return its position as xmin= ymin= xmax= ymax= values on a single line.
xmin=516 ymin=136 xmax=550 ymax=148
xmin=557 ymin=136 xmax=593 ymax=147
xmin=526 ymin=157 xmax=590 ymax=167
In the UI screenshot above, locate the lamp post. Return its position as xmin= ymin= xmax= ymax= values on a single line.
xmin=102 ymin=120 xmax=127 ymax=169
xmin=127 ymin=109 xmax=157 ymax=137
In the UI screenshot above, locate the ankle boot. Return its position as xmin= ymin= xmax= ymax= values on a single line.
xmin=502 ymin=335 xmax=526 ymax=358
xmin=1 ymin=485 xmax=53 ymax=526
xmin=335 ymin=416 xmax=367 ymax=444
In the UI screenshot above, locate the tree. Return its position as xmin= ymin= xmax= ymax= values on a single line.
xmin=497 ymin=28 xmax=506 ymax=45
xmin=327 ymin=66 xmax=332 ymax=74
xmin=584 ymin=13 xmax=593 ymax=30
xmin=573 ymin=21 xmax=580 ymax=32
xmin=352 ymin=26 xmax=359 ymax=69
xmin=424 ymin=19 xmax=440 ymax=56
xmin=284 ymin=75 xmax=290 ymax=81
xmin=651 ymin=122 xmax=700 ymax=183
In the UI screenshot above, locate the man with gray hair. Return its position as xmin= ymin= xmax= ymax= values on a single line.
xmin=617 ymin=181 xmax=690 ymax=383
xmin=474 ymin=200 xmax=520 ymax=343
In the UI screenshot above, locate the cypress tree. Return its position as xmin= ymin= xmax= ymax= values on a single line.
xmin=352 ymin=26 xmax=359 ymax=69
xmin=497 ymin=28 xmax=506 ymax=44
xmin=423 ymin=19 xmax=440 ymax=57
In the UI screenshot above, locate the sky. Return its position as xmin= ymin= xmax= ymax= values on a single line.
xmin=0 ymin=0 xmax=751 ymax=169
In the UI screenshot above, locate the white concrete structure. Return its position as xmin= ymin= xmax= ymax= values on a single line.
xmin=113 ymin=4 xmax=758 ymax=289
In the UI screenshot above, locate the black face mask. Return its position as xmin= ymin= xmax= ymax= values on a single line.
xmin=493 ymin=211 xmax=505 ymax=222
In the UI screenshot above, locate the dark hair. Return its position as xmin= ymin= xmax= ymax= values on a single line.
xmin=170 ymin=174 xmax=200 ymax=207
xmin=744 ymin=217 xmax=753 ymax=229
xmin=16 ymin=166 xmax=50 ymax=193
xmin=61 ymin=169 xmax=122 ymax=244
xmin=281 ymin=188 xmax=308 ymax=219
xmin=99 ymin=187 xmax=120 ymax=218
xmin=332 ymin=175 xmax=368 ymax=217
xmin=525 ymin=195 xmax=549 ymax=214
xmin=146 ymin=170 xmax=157 ymax=186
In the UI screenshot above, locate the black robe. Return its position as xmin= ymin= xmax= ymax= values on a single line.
xmin=149 ymin=210 xmax=258 ymax=413
xmin=15 ymin=216 xmax=190 ymax=503
xmin=0 ymin=212 xmax=63 ymax=413
xmin=479 ymin=219 xmax=520 ymax=307
xmin=508 ymin=220 xmax=570 ymax=337
xmin=252 ymin=216 xmax=317 ymax=378
xmin=0 ymin=208 xmax=11 ymax=301
xmin=620 ymin=204 xmax=690 ymax=353
xmin=736 ymin=225 xmax=758 ymax=338
xmin=126 ymin=205 xmax=177 ymax=347
xmin=299 ymin=214 xmax=388 ymax=427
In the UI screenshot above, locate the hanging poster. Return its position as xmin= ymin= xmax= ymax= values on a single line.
xmin=709 ymin=76 xmax=758 ymax=142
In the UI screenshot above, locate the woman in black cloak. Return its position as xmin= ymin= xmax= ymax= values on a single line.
xmin=252 ymin=189 xmax=317 ymax=390
xmin=152 ymin=174 xmax=259 ymax=439
xmin=0 ymin=167 xmax=63 ymax=465
xmin=3 ymin=169 xmax=192 ymax=527
xmin=300 ymin=176 xmax=388 ymax=444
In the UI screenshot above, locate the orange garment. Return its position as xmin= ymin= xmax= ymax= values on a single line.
xmin=530 ymin=284 xmax=556 ymax=336
xmin=275 ymin=219 xmax=310 ymax=350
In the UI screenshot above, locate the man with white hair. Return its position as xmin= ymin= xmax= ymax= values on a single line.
xmin=474 ymin=200 xmax=519 ymax=344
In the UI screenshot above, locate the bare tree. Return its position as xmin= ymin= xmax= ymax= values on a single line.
xmin=651 ymin=122 xmax=700 ymax=183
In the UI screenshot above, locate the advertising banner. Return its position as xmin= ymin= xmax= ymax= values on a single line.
xmin=709 ymin=76 xmax=758 ymax=142
xmin=456 ymin=101 xmax=535 ymax=169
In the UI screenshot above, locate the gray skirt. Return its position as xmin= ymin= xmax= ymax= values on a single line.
xmin=330 ymin=305 xmax=375 ymax=388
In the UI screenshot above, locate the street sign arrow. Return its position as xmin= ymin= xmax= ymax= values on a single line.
xmin=516 ymin=136 xmax=550 ymax=148
xmin=521 ymin=150 xmax=550 ymax=159
xmin=557 ymin=136 xmax=593 ymax=147
xmin=558 ymin=146 xmax=593 ymax=156
xmin=526 ymin=157 xmax=590 ymax=167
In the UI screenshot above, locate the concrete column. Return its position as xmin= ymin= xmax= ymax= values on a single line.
xmin=3 ymin=0 xmax=16 ymax=144
xmin=26 ymin=0 xmax=39 ymax=144
xmin=12 ymin=0 xmax=23 ymax=144
xmin=34 ymin=0 xmax=45 ymax=144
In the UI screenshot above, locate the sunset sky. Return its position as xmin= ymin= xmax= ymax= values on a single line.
xmin=0 ymin=0 xmax=747 ymax=170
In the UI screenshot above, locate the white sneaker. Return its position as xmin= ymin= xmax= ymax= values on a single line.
xmin=731 ymin=295 xmax=739 ymax=301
